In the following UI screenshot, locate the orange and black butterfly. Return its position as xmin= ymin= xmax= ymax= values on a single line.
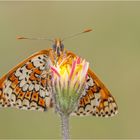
xmin=0 ymin=29 xmax=118 ymax=117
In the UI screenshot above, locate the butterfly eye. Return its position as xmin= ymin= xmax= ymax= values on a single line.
xmin=60 ymin=44 xmax=64 ymax=51
xmin=52 ymin=44 xmax=56 ymax=51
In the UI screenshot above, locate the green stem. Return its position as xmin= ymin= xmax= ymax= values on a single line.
xmin=61 ymin=114 xmax=70 ymax=140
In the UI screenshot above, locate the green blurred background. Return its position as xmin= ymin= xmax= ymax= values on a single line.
xmin=0 ymin=1 xmax=140 ymax=139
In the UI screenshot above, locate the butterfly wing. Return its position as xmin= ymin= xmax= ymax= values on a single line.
xmin=64 ymin=51 xmax=118 ymax=117
xmin=73 ymin=68 xmax=118 ymax=117
xmin=0 ymin=49 xmax=53 ymax=111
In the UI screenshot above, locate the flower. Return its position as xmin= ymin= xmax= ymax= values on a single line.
xmin=51 ymin=57 xmax=89 ymax=116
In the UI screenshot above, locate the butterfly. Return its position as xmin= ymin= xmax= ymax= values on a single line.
xmin=0 ymin=29 xmax=118 ymax=117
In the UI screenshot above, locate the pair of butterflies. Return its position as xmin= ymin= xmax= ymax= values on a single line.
xmin=0 ymin=30 xmax=118 ymax=117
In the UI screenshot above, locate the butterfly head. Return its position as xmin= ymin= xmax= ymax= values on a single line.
xmin=52 ymin=38 xmax=64 ymax=57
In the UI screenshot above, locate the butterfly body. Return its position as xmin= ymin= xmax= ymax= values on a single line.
xmin=0 ymin=38 xmax=118 ymax=117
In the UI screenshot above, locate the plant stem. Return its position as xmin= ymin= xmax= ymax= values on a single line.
xmin=61 ymin=114 xmax=69 ymax=140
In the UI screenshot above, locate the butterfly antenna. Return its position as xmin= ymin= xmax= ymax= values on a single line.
xmin=16 ymin=36 xmax=53 ymax=42
xmin=62 ymin=28 xmax=93 ymax=41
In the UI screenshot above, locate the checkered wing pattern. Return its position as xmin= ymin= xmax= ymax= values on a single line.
xmin=65 ymin=51 xmax=118 ymax=117
xmin=0 ymin=50 xmax=53 ymax=111
xmin=73 ymin=69 xmax=118 ymax=117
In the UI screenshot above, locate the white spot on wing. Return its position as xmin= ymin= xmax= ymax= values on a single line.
xmin=40 ymin=89 xmax=45 ymax=97
xmin=10 ymin=94 xmax=16 ymax=103
xmin=16 ymin=99 xmax=22 ymax=107
xmin=3 ymin=84 xmax=12 ymax=94
xmin=15 ymin=68 xmax=22 ymax=77
xmin=19 ymin=80 xmax=26 ymax=87
xmin=35 ymin=84 xmax=40 ymax=91
xmin=22 ymin=99 xmax=29 ymax=107
xmin=95 ymin=93 xmax=100 ymax=99
xmin=22 ymin=84 xmax=29 ymax=91
xmin=78 ymin=107 xmax=84 ymax=115
xmin=46 ymin=90 xmax=50 ymax=96
xmin=30 ymin=102 xmax=37 ymax=110
xmin=33 ymin=61 xmax=42 ymax=67
xmin=6 ymin=87 xmax=12 ymax=96
xmin=29 ymin=84 xmax=34 ymax=91
xmin=45 ymin=97 xmax=51 ymax=107
xmin=85 ymin=75 xmax=95 ymax=90
xmin=91 ymin=99 xmax=96 ymax=106
xmin=5 ymin=80 xmax=11 ymax=87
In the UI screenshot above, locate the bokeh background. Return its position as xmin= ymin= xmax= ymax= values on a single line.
xmin=0 ymin=1 xmax=140 ymax=139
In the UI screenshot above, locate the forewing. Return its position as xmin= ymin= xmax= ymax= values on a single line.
xmin=0 ymin=49 xmax=53 ymax=111
xmin=73 ymin=69 xmax=118 ymax=117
